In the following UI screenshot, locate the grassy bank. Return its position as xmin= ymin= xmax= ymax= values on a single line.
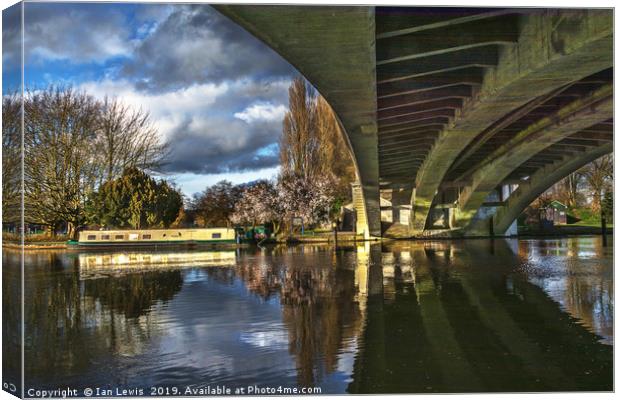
xmin=3 ymin=232 xmax=70 ymax=248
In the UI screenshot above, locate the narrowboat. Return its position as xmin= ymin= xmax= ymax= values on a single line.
xmin=70 ymin=228 xmax=237 ymax=247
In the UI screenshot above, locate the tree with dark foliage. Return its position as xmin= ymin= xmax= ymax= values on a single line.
xmin=87 ymin=167 xmax=183 ymax=230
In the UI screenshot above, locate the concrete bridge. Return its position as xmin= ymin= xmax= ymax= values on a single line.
xmin=214 ymin=6 xmax=613 ymax=238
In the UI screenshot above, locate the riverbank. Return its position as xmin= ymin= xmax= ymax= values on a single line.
xmin=3 ymin=226 xmax=611 ymax=250
xmin=517 ymin=225 xmax=612 ymax=237
xmin=281 ymin=231 xmax=367 ymax=244
xmin=3 ymin=241 xmax=69 ymax=250
xmin=2 ymin=241 xmax=246 ymax=250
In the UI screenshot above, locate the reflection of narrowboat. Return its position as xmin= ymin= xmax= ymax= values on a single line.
xmin=71 ymin=228 xmax=236 ymax=247
xmin=78 ymin=251 xmax=237 ymax=278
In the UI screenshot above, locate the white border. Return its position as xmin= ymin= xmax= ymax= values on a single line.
xmin=0 ymin=1 xmax=616 ymax=400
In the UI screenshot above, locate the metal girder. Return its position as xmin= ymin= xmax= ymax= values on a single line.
xmin=379 ymin=109 xmax=456 ymax=129
xmin=376 ymin=9 xmax=517 ymax=38
xmin=411 ymin=9 xmax=612 ymax=234
xmin=455 ymin=85 xmax=612 ymax=229
xmin=379 ymin=117 xmax=450 ymax=134
xmin=379 ymin=127 xmax=443 ymax=140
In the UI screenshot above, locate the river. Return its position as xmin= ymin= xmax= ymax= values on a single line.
xmin=2 ymin=236 xmax=613 ymax=395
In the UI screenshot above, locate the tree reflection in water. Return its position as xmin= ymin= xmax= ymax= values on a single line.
xmin=2 ymin=250 xmax=22 ymax=394
xmin=21 ymin=251 xmax=183 ymax=386
xmin=230 ymin=245 xmax=364 ymax=387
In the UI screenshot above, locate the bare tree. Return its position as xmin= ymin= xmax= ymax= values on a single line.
xmin=24 ymin=87 xmax=101 ymax=237
xmin=580 ymin=154 xmax=613 ymax=212
xmin=280 ymin=77 xmax=320 ymax=179
xmin=22 ymin=86 xmax=168 ymax=238
xmin=315 ymin=97 xmax=356 ymax=200
xmin=96 ymin=97 xmax=167 ymax=183
xmin=2 ymin=92 xmax=22 ymax=226
xmin=278 ymin=77 xmax=358 ymax=230
xmin=191 ymin=180 xmax=242 ymax=228
xmin=561 ymin=172 xmax=582 ymax=208
xmin=549 ymin=172 xmax=584 ymax=209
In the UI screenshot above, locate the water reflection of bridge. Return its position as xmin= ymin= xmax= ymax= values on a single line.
xmin=349 ymin=239 xmax=612 ymax=392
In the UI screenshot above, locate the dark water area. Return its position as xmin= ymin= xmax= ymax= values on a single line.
xmin=2 ymin=236 xmax=613 ymax=395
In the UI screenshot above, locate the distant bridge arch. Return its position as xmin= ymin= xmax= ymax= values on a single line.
xmin=490 ymin=144 xmax=612 ymax=236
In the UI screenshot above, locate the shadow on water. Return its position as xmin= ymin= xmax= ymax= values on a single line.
xmin=348 ymin=238 xmax=612 ymax=393
xmin=4 ymin=236 xmax=612 ymax=394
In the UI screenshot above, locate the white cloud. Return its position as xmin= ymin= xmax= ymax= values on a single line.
xmin=121 ymin=5 xmax=295 ymax=90
xmin=76 ymin=78 xmax=287 ymax=176
xmin=78 ymin=79 xmax=229 ymax=141
xmin=169 ymin=167 xmax=281 ymax=196
xmin=234 ymin=102 xmax=287 ymax=124
xmin=18 ymin=3 xmax=296 ymax=181
xmin=24 ymin=4 xmax=134 ymax=64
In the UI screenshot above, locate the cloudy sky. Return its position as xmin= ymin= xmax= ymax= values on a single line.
xmin=2 ymin=2 xmax=297 ymax=196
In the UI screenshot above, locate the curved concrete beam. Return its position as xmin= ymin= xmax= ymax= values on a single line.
xmin=213 ymin=5 xmax=381 ymax=237
xmin=455 ymin=84 xmax=612 ymax=229
xmin=492 ymin=144 xmax=612 ymax=235
xmin=410 ymin=9 xmax=613 ymax=234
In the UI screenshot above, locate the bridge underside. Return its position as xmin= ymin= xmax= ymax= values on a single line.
xmin=215 ymin=6 xmax=613 ymax=238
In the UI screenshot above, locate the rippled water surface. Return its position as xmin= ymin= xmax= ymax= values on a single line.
xmin=3 ymin=236 xmax=613 ymax=394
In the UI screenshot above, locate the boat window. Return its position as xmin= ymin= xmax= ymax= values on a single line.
xmin=87 ymin=235 xmax=96 ymax=240
xmin=115 ymin=235 xmax=124 ymax=240
xmin=212 ymin=233 xmax=221 ymax=239
xmin=101 ymin=235 xmax=110 ymax=240
xmin=142 ymin=234 xmax=152 ymax=240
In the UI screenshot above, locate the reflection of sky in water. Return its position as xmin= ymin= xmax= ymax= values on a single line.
xmin=239 ymin=325 xmax=290 ymax=349
xmin=127 ymin=272 xmax=300 ymax=388
xmin=519 ymin=237 xmax=613 ymax=344
xmin=106 ymin=263 xmax=358 ymax=393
